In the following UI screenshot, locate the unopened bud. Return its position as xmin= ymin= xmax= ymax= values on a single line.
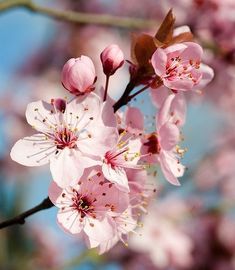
xmin=61 ymin=56 xmax=96 ymax=95
xmin=100 ymin=44 xmax=124 ymax=76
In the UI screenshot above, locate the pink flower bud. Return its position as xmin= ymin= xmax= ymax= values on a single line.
xmin=100 ymin=44 xmax=124 ymax=76
xmin=61 ymin=56 xmax=96 ymax=95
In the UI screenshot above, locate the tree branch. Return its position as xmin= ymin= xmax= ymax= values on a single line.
xmin=0 ymin=0 xmax=156 ymax=29
xmin=0 ymin=197 xmax=54 ymax=229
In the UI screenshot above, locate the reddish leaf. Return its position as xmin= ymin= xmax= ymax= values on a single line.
xmin=131 ymin=33 xmax=156 ymax=67
xmin=155 ymin=9 xmax=175 ymax=44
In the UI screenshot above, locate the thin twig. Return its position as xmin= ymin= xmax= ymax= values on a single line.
xmin=0 ymin=197 xmax=54 ymax=229
xmin=0 ymin=0 xmax=157 ymax=29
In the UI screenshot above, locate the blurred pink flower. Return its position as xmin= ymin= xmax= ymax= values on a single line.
xmin=61 ymin=56 xmax=96 ymax=95
xmin=130 ymin=201 xmax=193 ymax=269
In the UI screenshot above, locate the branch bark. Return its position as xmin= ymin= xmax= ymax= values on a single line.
xmin=0 ymin=197 xmax=54 ymax=229
xmin=0 ymin=0 xmax=156 ymax=29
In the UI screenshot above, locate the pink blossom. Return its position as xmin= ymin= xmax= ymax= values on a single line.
xmin=61 ymin=56 xmax=96 ymax=95
xmin=10 ymin=93 xmax=117 ymax=188
xmin=101 ymin=131 xmax=142 ymax=192
xmin=49 ymin=168 xmax=129 ymax=245
xmin=100 ymin=44 xmax=124 ymax=76
xmin=130 ymin=201 xmax=193 ymax=269
xmin=144 ymin=94 xmax=185 ymax=185
xmin=151 ymin=42 xmax=214 ymax=91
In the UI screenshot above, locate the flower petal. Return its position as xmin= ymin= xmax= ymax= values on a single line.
xmin=159 ymin=151 xmax=185 ymax=186
xmin=151 ymin=48 xmax=168 ymax=76
xmin=157 ymin=94 xmax=175 ymax=128
xmin=78 ymin=126 xmax=118 ymax=157
xmin=50 ymin=148 xmax=84 ymax=188
xmin=150 ymin=86 xmax=169 ymax=108
xmin=125 ymin=107 xmax=144 ymax=134
xmin=102 ymin=163 xmax=130 ymax=192
xmin=171 ymin=93 xmax=186 ymax=126
xmin=10 ymin=134 xmax=54 ymax=166
xmin=57 ymin=207 xmax=83 ymax=234
xmin=159 ymin=123 xmax=179 ymax=151
xmin=83 ymin=216 xmax=115 ymax=243
xmin=25 ymin=100 xmax=58 ymax=132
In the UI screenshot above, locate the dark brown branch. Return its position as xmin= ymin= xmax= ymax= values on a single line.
xmin=0 ymin=197 xmax=54 ymax=229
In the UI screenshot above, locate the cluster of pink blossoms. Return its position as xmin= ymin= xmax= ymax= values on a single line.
xmin=10 ymin=24 xmax=214 ymax=253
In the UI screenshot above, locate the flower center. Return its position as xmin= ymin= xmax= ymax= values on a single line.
xmin=72 ymin=194 xmax=95 ymax=219
xmin=54 ymin=128 xmax=78 ymax=150
xmin=165 ymin=56 xmax=200 ymax=84
xmin=104 ymin=148 xmax=128 ymax=168
xmin=144 ymin=133 xmax=161 ymax=154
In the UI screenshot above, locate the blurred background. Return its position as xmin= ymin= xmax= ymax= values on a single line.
xmin=0 ymin=0 xmax=235 ymax=269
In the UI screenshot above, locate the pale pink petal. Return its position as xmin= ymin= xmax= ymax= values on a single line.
xmin=48 ymin=181 xmax=62 ymax=204
xmin=95 ymin=184 xmax=129 ymax=215
xmin=159 ymin=123 xmax=180 ymax=151
xmin=151 ymin=48 xmax=168 ymax=76
xmin=157 ymin=94 xmax=175 ymax=128
xmin=25 ymin=100 xmax=58 ymax=132
xmin=164 ymin=43 xmax=188 ymax=55
xmin=57 ymin=207 xmax=83 ymax=234
xmin=125 ymin=107 xmax=144 ymax=133
xmin=102 ymin=163 xmax=130 ymax=192
xmin=193 ymin=63 xmax=214 ymax=90
xmin=164 ymin=78 xmax=195 ymax=91
xmin=159 ymin=151 xmax=185 ymax=186
xmin=10 ymin=134 xmax=54 ymax=166
xmin=150 ymin=86 xmax=169 ymax=108
xmin=66 ymin=92 xmax=102 ymax=129
xmin=61 ymin=58 xmax=76 ymax=90
xmin=171 ymin=93 xmax=187 ymax=126
xmin=98 ymin=237 xmax=119 ymax=254
xmin=78 ymin=126 xmax=118 ymax=157
xmin=69 ymin=61 xmax=95 ymax=92
xmin=83 ymin=216 xmax=115 ymax=243
xmin=50 ymin=148 xmax=85 ymax=188
xmin=180 ymin=42 xmax=203 ymax=61
xmin=101 ymin=100 xmax=117 ymax=127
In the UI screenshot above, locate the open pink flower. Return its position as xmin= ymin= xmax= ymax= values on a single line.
xmin=61 ymin=56 xmax=96 ymax=95
xmin=144 ymin=94 xmax=185 ymax=185
xmin=10 ymin=93 xmax=117 ymax=188
xmin=49 ymin=168 xmax=129 ymax=244
xmin=130 ymin=201 xmax=193 ymax=269
xmin=102 ymin=131 xmax=142 ymax=192
xmin=151 ymin=42 xmax=214 ymax=91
